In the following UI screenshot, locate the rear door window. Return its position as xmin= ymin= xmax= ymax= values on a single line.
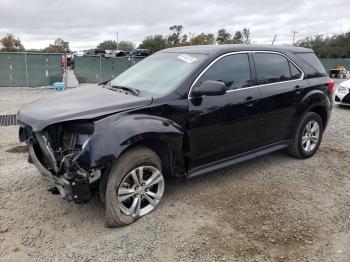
xmin=196 ymin=53 xmax=251 ymax=90
xmin=254 ymin=53 xmax=293 ymax=85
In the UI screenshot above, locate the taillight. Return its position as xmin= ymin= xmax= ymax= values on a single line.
xmin=327 ymin=79 xmax=335 ymax=93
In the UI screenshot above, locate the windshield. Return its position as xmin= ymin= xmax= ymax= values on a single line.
xmin=110 ymin=52 xmax=207 ymax=95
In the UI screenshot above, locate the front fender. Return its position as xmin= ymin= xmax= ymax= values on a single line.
xmin=76 ymin=113 xmax=184 ymax=169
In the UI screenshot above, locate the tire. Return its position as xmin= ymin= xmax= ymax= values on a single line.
xmin=288 ymin=112 xmax=323 ymax=159
xmin=105 ymin=146 xmax=164 ymax=227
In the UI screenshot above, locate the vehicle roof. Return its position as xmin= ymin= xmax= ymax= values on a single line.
xmin=159 ymin=44 xmax=312 ymax=55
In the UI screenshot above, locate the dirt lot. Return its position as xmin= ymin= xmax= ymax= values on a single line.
xmin=0 ymin=81 xmax=349 ymax=261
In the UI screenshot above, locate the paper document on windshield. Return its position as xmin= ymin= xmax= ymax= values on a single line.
xmin=178 ymin=54 xmax=197 ymax=63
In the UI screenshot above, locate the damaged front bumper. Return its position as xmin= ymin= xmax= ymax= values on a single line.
xmin=19 ymin=122 xmax=101 ymax=203
xmin=335 ymin=88 xmax=350 ymax=106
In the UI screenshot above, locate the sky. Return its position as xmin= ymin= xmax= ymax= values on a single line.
xmin=0 ymin=0 xmax=349 ymax=51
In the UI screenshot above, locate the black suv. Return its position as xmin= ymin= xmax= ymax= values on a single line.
xmin=86 ymin=48 xmax=106 ymax=57
xmin=17 ymin=45 xmax=333 ymax=227
xmin=129 ymin=48 xmax=150 ymax=57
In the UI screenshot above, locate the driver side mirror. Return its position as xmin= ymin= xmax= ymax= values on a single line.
xmin=191 ymin=80 xmax=226 ymax=97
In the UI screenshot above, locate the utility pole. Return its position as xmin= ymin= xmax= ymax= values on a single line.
xmin=116 ymin=32 xmax=119 ymax=50
xmin=291 ymin=31 xmax=298 ymax=45
xmin=189 ymin=32 xmax=193 ymax=42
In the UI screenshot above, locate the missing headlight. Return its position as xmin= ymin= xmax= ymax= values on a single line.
xmin=337 ymin=86 xmax=347 ymax=94
xmin=41 ymin=122 xmax=95 ymax=174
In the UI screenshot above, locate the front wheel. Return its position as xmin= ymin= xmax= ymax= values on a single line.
xmin=105 ymin=146 xmax=165 ymax=227
xmin=288 ymin=112 xmax=323 ymax=159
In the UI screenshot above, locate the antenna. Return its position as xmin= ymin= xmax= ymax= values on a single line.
xmin=272 ymin=34 xmax=277 ymax=45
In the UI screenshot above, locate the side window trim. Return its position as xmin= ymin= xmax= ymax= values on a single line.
xmin=288 ymin=60 xmax=302 ymax=79
xmin=188 ymin=50 xmax=305 ymax=99
xmin=251 ymin=51 xmax=304 ymax=87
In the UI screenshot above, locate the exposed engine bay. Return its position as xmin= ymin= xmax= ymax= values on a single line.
xmin=19 ymin=121 xmax=101 ymax=203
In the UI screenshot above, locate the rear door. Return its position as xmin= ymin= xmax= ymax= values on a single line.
xmin=252 ymin=51 xmax=307 ymax=146
xmin=187 ymin=52 xmax=261 ymax=169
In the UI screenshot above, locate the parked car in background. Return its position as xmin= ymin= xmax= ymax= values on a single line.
xmin=86 ymin=48 xmax=106 ymax=57
xmin=17 ymin=45 xmax=332 ymax=227
xmin=73 ymin=50 xmax=87 ymax=57
xmin=330 ymin=66 xmax=347 ymax=78
xmin=114 ymin=50 xmax=127 ymax=57
xmin=105 ymin=50 xmax=114 ymax=57
xmin=335 ymin=79 xmax=350 ymax=106
xmin=129 ymin=49 xmax=149 ymax=57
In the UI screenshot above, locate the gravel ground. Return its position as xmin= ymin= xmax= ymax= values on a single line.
xmin=0 ymin=81 xmax=349 ymax=261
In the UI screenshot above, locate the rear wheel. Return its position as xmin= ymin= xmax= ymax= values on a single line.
xmin=105 ymin=146 xmax=164 ymax=227
xmin=288 ymin=112 xmax=323 ymax=159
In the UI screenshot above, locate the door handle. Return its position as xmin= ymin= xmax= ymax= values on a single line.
xmin=245 ymin=96 xmax=255 ymax=107
xmin=295 ymin=85 xmax=302 ymax=94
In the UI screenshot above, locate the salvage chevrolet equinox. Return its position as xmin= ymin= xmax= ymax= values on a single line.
xmin=17 ymin=45 xmax=333 ymax=227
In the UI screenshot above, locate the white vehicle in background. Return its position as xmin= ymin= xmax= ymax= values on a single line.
xmin=73 ymin=51 xmax=87 ymax=57
xmin=335 ymin=79 xmax=350 ymax=106
xmin=105 ymin=50 xmax=114 ymax=57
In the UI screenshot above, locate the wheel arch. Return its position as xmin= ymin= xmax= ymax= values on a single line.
xmin=308 ymin=105 xmax=328 ymax=130
xmin=78 ymin=113 xmax=185 ymax=174
xmin=289 ymin=90 xmax=331 ymax=135
xmin=121 ymin=138 xmax=185 ymax=178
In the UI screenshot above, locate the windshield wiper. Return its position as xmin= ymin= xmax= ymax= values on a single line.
xmin=108 ymin=85 xmax=140 ymax=96
xmin=98 ymin=77 xmax=114 ymax=86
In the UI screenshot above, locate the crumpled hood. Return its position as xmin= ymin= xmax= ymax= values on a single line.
xmin=17 ymin=86 xmax=153 ymax=131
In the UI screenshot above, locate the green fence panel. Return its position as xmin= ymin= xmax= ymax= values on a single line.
xmin=132 ymin=57 xmax=144 ymax=65
xmin=26 ymin=54 xmax=62 ymax=87
xmin=319 ymin=58 xmax=350 ymax=74
xmin=113 ymin=57 xmax=133 ymax=78
xmin=0 ymin=52 xmax=62 ymax=87
xmin=74 ymin=56 xmax=101 ymax=83
xmin=74 ymin=56 xmax=144 ymax=83
xmin=0 ymin=53 xmax=26 ymax=86
xmin=46 ymin=54 xmax=63 ymax=85
xmin=100 ymin=57 xmax=115 ymax=82
xmin=0 ymin=54 xmax=9 ymax=86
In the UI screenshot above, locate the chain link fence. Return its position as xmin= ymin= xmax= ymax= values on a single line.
xmin=74 ymin=56 xmax=144 ymax=83
xmin=0 ymin=52 xmax=62 ymax=87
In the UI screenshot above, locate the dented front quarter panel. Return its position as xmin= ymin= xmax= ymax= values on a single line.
xmin=76 ymin=110 xmax=185 ymax=170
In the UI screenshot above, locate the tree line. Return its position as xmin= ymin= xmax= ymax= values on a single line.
xmin=296 ymin=32 xmax=350 ymax=58
xmin=1 ymin=27 xmax=349 ymax=58
xmin=138 ymin=25 xmax=251 ymax=53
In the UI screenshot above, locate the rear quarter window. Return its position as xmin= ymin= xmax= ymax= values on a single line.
xmin=295 ymin=52 xmax=327 ymax=78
